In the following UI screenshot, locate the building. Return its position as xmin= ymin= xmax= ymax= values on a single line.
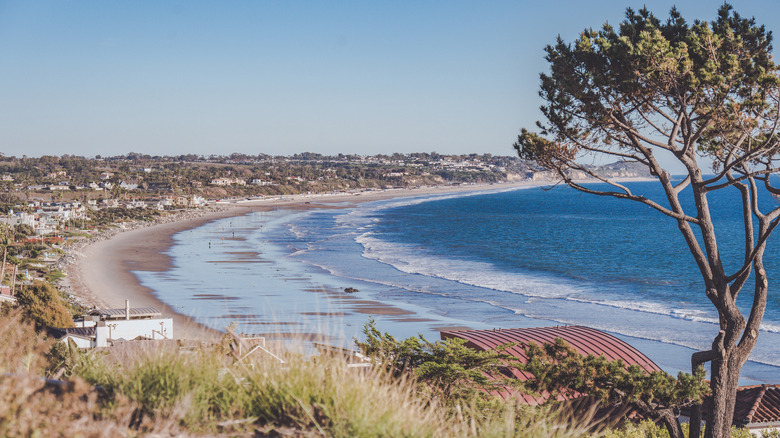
xmin=119 ymin=180 xmax=139 ymax=190
xmin=439 ymin=325 xmax=662 ymax=404
xmin=0 ymin=284 xmax=15 ymax=304
xmin=51 ymin=301 xmax=173 ymax=349
xmin=210 ymin=177 xmax=246 ymax=186
xmin=690 ymin=384 xmax=780 ymax=436
xmin=250 ymin=179 xmax=274 ymax=186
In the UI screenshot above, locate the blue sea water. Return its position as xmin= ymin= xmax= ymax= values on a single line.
xmin=134 ymin=182 xmax=780 ymax=384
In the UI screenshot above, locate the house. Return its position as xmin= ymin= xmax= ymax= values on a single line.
xmin=210 ymin=177 xmax=246 ymax=186
xmin=251 ymin=179 xmax=274 ymax=186
xmin=690 ymin=384 xmax=780 ymax=436
xmin=0 ymin=285 xmax=15 ymax=304
xmin=47 ymin=171 xmax=67 ymax=179
xmin=51 ymin=301 xmax=173 ymax=349
xmin=123 ymin=200 xmax=146 ymax=209
xmin=444 ymin=326 xmax=780 ymax=435
xmin=98 ymin=172 xmax=114 ymax=181
xmin=732 ymin=384 xmax=780 ymax=435
xmin=147 ymin=182 xmax=172 ymax=192
xmin=439 ymin=325 xmax=662 ymax=404
xmin=119 ymin=180 xmax=139 ymax=190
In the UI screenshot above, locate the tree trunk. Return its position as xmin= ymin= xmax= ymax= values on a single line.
xmin=658 ymin=408 xmax=684 ymax=438
xmin=703 ymin=348 xmax=746 ymax=438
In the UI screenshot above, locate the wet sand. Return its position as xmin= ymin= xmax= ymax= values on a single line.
xmin=65 ymin=182 xmax=538 ymax=340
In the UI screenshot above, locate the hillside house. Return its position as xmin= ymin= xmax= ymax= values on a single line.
xmin=119 ymin=180 xmax=139 ymax=190
xmin=439 ymin=326 xmax=661 ymax=404
xmin=0 ymin=285 xmax=15 ymax=304
xmin=444 ymin=326 xmax=780 ymax=435
xmin=210 ymin=177 xmax=246 ymax=186
xmin=51 ymin=301 xmax=173 ymax=349
xmin=687 ymin=384 xmax=780 ymax=436
xmin=251 ymin=179 xmax=274 ymax=186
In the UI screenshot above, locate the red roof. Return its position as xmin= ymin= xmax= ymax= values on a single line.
xmin=734 ymin=384 xmax=780 ymax=426
xmin=440 ymin=326 xmax=662 ymax=404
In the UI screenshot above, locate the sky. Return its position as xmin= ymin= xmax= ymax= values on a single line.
xmin=1 ymin=1 xmax=779 ymax=161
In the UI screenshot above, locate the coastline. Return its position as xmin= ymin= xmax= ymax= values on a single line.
xmin=58 ymin=178 xmax=780 ymax=384
xmin=62 ymin=181 xmax=543 ymax=340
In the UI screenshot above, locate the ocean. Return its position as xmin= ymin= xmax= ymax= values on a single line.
xmin=133 ymin=181 xmax=780 ymax=384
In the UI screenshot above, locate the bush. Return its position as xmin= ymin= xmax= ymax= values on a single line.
xmin=15 ymin=281 xmax=74 ymax=328
xmin=14 ymin=223 xmax=35 ymax=236
xmin=355 ymin=319 xmax=524 ymax=410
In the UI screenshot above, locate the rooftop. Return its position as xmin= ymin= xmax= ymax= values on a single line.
xmin=87 ymin=307 xmax=161 ymax=320
xmin=734 ymin=384 xmax=780 ymax=426
xmin=440 ymin=325 xmax=662 ymax=404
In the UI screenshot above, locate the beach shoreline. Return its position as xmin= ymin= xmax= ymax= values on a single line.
xmin=58 ymin=178 xmax=780 ymax=384
xmin=61 ymin=181 xmax=545 ymax=340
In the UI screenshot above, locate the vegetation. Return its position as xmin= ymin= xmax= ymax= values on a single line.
xmin=85 ymin=206 xmax=162 ymax=227
xmin=14 ymin=281 xmax=74 ymax=329
xmin=515 ymin=5 xmax=780 ymax=437
xmin=0 ymin=312 xmax=606 ymax=438
xmin=0 ymin=152 xmax=536 ymax=202
xmin=522 ymin=338 xmax=708 ymax=438
xmin=0 ymin=311 xmax=772 ymax=437
xmin=356 ymin=319 xmax=525 ymax=411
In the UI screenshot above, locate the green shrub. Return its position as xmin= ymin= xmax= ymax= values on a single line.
xmin=15 ymin=281 xmax=74 ymax=328
xmin=600 ymin=420 xmax=671 ymax=438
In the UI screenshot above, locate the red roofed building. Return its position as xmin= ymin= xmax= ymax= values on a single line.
xmin=440 ymin=325 xmax=662 ymax=405
xmin=697 ymin=384 xmax=780 ymax=435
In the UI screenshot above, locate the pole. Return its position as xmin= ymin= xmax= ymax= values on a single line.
xmin=11 ymin=265 xmax=17 ymax=296
xmin=0 ymin=246 xmax=6 ymax=287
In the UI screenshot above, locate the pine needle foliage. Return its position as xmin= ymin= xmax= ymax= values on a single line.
xmin=356 ymin=319 xmax=525 ymax=408
xmin=522 ymin=338 xmax=709 ymax=438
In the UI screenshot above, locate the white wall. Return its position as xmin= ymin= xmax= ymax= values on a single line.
xmin=63 ymin=335 xmax=93 ymax=349
xmin=95 ymin=318 xmax=173 ymax=347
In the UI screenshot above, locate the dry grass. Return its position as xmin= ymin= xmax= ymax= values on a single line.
xmin=0 ymin=311 xmax=607 ymax=437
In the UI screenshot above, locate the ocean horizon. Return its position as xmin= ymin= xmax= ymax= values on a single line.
xmin=133 ymin=181 xmax=780 ymax=385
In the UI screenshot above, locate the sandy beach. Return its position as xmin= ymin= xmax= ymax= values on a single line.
xmin=62 ymin=182 xmax=538 ymax=341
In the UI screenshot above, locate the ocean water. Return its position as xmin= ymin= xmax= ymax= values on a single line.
xmin=134 ymin=182 xmax=780 ymax=384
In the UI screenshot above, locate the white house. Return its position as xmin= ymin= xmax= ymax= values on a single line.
xmin=251 ymin=179 xmax=274 ymax=186
xmin=210 ymin=177 xmax=246 ymax=186
xmin=119 ymin=180 xmax=139 ymax=190
xmin=53 ymin=301 xmax=173 ymax=349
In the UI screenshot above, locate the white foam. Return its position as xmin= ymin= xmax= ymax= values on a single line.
xmin=356 ymin=233 xmax=780 ymax=338
xmin=336 ymin=185 xmax=535 ymax=229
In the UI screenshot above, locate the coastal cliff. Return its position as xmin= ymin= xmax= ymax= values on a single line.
xmin=526 ymin=161 xmax=654 ymax=182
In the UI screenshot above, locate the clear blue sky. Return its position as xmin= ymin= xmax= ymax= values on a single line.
xmin=1 ymin=1 xmax=778 ymax=159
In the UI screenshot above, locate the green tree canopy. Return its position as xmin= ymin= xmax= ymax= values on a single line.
xmin=356 ymin=320 xmax=524 ymax=408
xmin=16 ymin=281 xmax=74 ymax=329
xmin=515 ymin=5 xmax=780 ymax=438
xmin=522 ymin=338 xmax=708 ymax=438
